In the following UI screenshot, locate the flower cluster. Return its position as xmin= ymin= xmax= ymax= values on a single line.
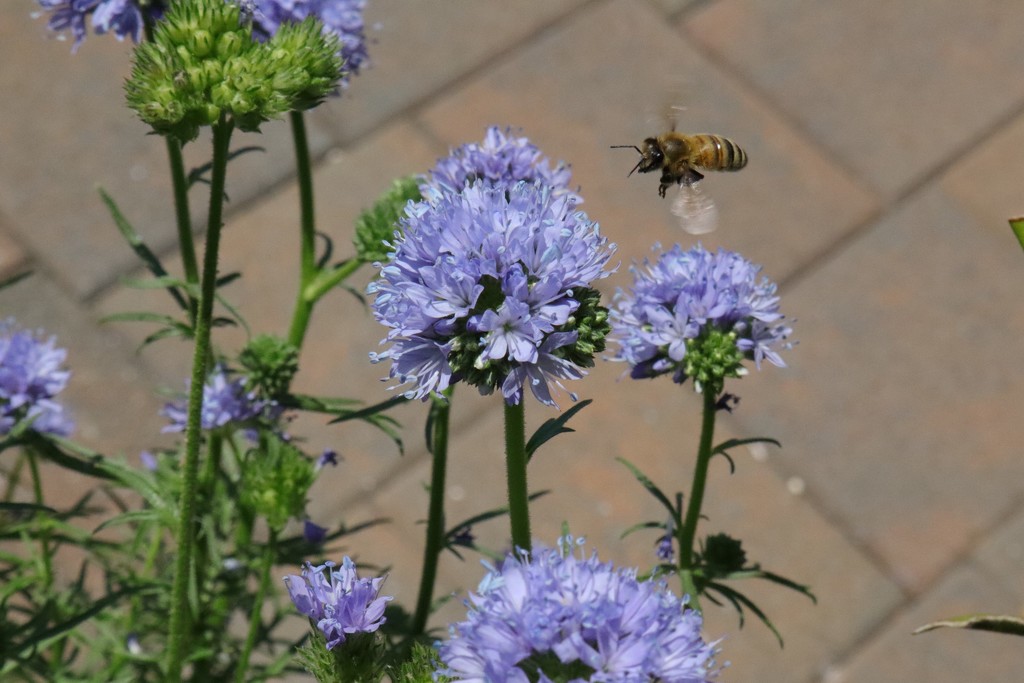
xmin=423 ymin=126 xmax=576 ymax=198
xmin=161 ymin=366 xmax=267 ymax=433
xmin=34 ymin=0 xmax=167 ymax=52
xmin=284 ymin=557 xmax=391 ymax=650
xmin=0 ymin=320 xmax=73 ymax=437
xmin=369 ymin=181 xmax=614 ymax=407
xmin=125 ymin=0 xmax=342 ymax=141
xmin=250 ymin=0 xmax=369 ymax=88
xmin=610 ymin=244 xmax=791 ymax=393
xmin=438 ymin=537 xmax=720 ymax=682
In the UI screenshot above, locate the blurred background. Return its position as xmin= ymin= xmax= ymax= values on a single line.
xmin=5 ymin=0 xmax=1024 ymax=680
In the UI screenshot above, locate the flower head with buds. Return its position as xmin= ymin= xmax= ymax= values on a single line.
xmin=610 ymin=244 xmax=791 ymax=394
xmin=370 ymin=180 xmax=614 ymax=407
xmin=438 ymin=536 xmax=721 ymax=682
xmin=125 ymin=0 xmax=342 ymax=141
xmin=0 ymin=320 xmax=73 ymax=436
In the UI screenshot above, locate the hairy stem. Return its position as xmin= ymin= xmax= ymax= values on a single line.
xmin=411 ymin=390 xmax=452 ymax=635
xmin=165 ymin=119 xmax=234 ymax=679
xmin=676 ymin=389 xmax=718 ymax=612
xmin=504 ymin=401 xmax=531 ymax=552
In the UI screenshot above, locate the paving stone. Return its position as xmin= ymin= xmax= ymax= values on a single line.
xmin=0 ymin=7 xmax=332 ymax=298
xmin=307 ymin=0 xmax=587 ymax=145
xmin=730 ymin=185 xmax=1024 ymax=594
xmin=0 ymin=213 xmax=29 ymax=280
xmin=830 ymin=562 xmax=1024 ymax=683
xmin=972 ymin=504 xmax=1024 ymax=598
xmin=683 ymin=0 xmax=1024 ymax=198
xmin=417 ymin=0 xmax=878 ymax=286
xmin=940 ymin=111 xmax=1024 ymax=242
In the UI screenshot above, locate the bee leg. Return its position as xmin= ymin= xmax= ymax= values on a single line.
xmin=658 ymin=170 xmax=675 ymax=198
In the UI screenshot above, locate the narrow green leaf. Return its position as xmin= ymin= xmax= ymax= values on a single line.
xmin=707 ymin=581 xmax=785 ymax=647
xmin=187 ymin=145 xmax=265 ymax=187
xmin=99 ymin=187 xmax=189 ymax=311
xmin=444 ymin=491 xmax=550 ymax=537
xmin=99 ymin=311 xmax=182 ymax=325
xmin=22 ymin=434 xmax=116 ymax=481
xmin=617 ymin=456 xmax=681 ymax=525
xmin=525 ymin=399 xmax=592 ymax=461
xmin=914 ymin=613 xmax=1024 ymax=636
xmin=715 ymin=568 xmax=816 ymax=603
xmin=711 ymin=437 xmax=781 ymax=456
xmin=1011 ymin=217 xmax=1024 ymax=252
xmin=0 ymin=270 xmax=32 ymax=291
xmin=0 ymin=501 xmax=57 ymax=517
xmin=619 ymin=520 xmax=665 ymax=540
xmin=93 ymin=508 xmax=164 ymax=533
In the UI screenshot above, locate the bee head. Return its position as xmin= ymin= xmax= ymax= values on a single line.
xmin=635 ymin=138 xmax=663 ymax=173
xmin=611 ymin=139 xmax=660 ymax=177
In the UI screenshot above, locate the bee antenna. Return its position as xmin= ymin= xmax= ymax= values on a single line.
xmin=610 ymin=145 xmax=644 ymax=177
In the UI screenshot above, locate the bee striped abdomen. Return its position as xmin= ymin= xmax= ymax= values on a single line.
xmin=692 ymin=134 xmax=747 ymax=172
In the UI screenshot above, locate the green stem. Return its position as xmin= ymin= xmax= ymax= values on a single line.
xmin=410 ymin=389 xmax=452 ymax=635
xmin=166 ymin=137 xmax=198 ymax=326
xmin=504 ymin=401 xmax=531 ymax=552
xmin=676 ymin=389 xmax=719 ymax=612
xmin=201 ymin=433 xmax=224 ymax=488
xmin=165 ymin=119 xmax=234 ymax=680
xmin=305 ymin=258 xmax=362 ymax=303
xmin=2 ymin=451 xmax=26 ymax=502
xmin=235 ymin=531 xmax=277 ymax=683
xmin=26 ymin=448 xmax=53 ymax=591
xmin=287 ymin=110 xmax=317 ymax=350
xmin=144 ymin=11 xmax=197 ymax=325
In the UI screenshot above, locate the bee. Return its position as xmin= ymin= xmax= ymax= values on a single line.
xmin=612 ymin=132 xmax=747 ymax=234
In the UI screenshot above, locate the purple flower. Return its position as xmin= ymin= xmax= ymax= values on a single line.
xmin=283 ymin=557 xmax=392 ymax=650
xmin=610 ymin=245 xmax=791 ymax=390
xmin=437 ymin=537 xmax=721 ymax=682
xmin=424 ymin=126 xmax=577 ymax=198
xmin=34 ymin=0 xmax=166 ymax=52
xmin=161 ymin=366 xmax=267 ymax=433
xmin=316 ymin=448 xmax=339 ymax=470
xmin=250 ymin=0 xmax=369 ymax=88
xmin=0 ymin=320 xmax=73 ymax=437
xmin=303 ymin=519 xmax=328 ymax=543
xmin=369 ymin=181 xmax=614 ymax=407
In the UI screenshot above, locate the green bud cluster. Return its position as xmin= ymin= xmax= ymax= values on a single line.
xmin=683 ymin=328 xmax=746 ymax=395
xmin=125 ymin=0 xmax=342 ymax=141
xmin=551 ymin=286 xmax=609 ymax=369
xmin=238 ymin=334 xmax=300 ymax=400
xmin=354 ymin=177 xmax=423 ymax=264
xmin=701 ymin=532 xmax=748 ymax=574
xmin=240 ymin=436 xmax=315 ymax=533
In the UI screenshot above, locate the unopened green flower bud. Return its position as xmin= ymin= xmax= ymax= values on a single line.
xmin=192 ymin=29 xmax=214 ymax=58
xmin=239 ymin=334 xmax=300 ymax=399
xmin=240 ymin=436 xmax=315 ymax=533
xmin=354 ymin=176 xmax=422 ymax=264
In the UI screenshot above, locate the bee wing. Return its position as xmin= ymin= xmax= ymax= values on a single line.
xmin=671 ymin=182 xmax=718 ymax=235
